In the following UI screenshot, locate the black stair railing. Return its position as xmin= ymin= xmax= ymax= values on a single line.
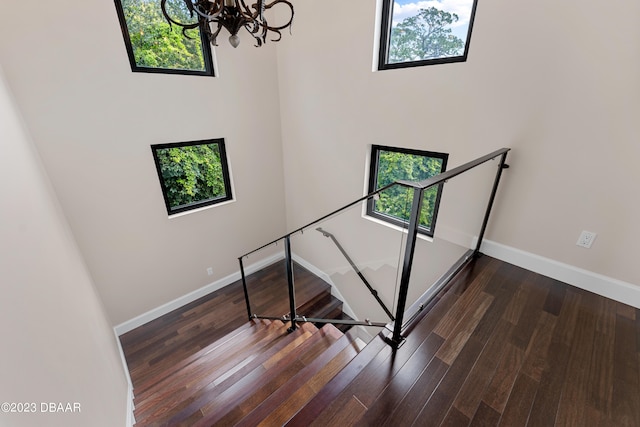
xmin=384 ymin=147 xmax=510 ymax=347
xmin=315 ymin=227 xmax=395 ymax=321
xmin=239 ymin=147 xmax=511 ymax=348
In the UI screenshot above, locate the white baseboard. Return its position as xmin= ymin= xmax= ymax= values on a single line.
xmin=113 ymin=329 xmax=135 ymax=427
xmin=114 ymin=253 xmax=284 ymax=336
xmin=481 ymin=239 xmax=640 ymax=309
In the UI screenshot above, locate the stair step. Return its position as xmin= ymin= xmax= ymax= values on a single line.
xmin=179 ymin=323 xmax=324 ymax=426
xmin=133 ymin=318 xmax=265 ymax=397
xmin=267 ymin=336 xmax=363 ymax=426
xmin=133 ymin=318 xmax=280 ymax=400
xmin=134 ymin=320 xmax=291 ymax=422
xmin=284 ymin=334 xmax=390 ymax=426
xmin=189 ymin=324 xmax=344 ymax=426
xmin=296 ymin=292 xmax=342 ymax=319
xmin=296 ymin=291 xmax=356 ymax=332
xmin=220 ymin=325 xmax=350 ymax=426
xmin=130 ymin=263 xmax=368 ymax=426
xmin=247 ymin=262 xmax=332 ymax=318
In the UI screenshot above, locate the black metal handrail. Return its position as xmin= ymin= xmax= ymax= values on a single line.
xmin=239 ymin=181 xmax=405 ymax=259
xmin=239 ymin=147 xmax=511 ymax=348
xmin=316 ymin=227 xmax=395 ymax=321
xmin=386 ymin=147 xmax=510 ymax=347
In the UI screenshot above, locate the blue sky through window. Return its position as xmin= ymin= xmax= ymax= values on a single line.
xmin=391 ymin=0 xmax=474 ymax=41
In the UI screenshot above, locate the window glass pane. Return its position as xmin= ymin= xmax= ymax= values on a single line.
xmin=382 ymin=0 xmax=477 ymax=68
xmin=152 ymin=139 xmax=233 ymax=215
xmin=368 ymin=146 xmax=447 ymax=235
xmin=116 ymin=0 xmax=213 ymax=74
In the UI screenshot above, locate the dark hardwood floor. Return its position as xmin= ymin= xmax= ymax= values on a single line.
xmin=120 ymin=256 xmax=640 ymax=426
xmin=288 ymin=256 xmax=640 ymax=427
xmin=119 ymin=262 xmax=336 ymax=396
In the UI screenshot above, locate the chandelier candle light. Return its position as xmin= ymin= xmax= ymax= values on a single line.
xmin=161 ymin=0 xmax=294 ymax=48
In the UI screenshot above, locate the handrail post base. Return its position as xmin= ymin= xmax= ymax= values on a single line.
xmin=381 ymin=327 xmax=406 ymax=349
xmin=383 ymin=335 xmax=406 ymax=349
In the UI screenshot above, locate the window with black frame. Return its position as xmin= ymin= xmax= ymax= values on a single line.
xmin=378 ymin=0 xmax=478 ymax=70
xmin=114 ymin=0 xmax=214 ymax=76
xmin=151 ymin=138 xmax=233 ymax=215
xmin=367 ymin=145 xmax=448 ymax=237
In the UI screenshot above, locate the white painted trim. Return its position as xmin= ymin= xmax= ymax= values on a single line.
xmin=167 ymin=197 xmax=236 ymax=219
xmin=126 ymin=385 xmax=135 ymax=427
xmin=113 ymin=329 xmax=135 ymax=427
xmin=480 ymin=239 xmax=640 ymax=309
xmin=114 ymin=252 xmax=284 ymax=335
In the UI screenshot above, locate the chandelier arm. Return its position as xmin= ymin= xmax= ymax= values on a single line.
xmin=250 ymin=33 xmax=264 ymax=47
xmin=239 ymin=20 xmax=263 ymax=47
xmin=235 ymin=0 xmax=262 ymax=27
xmin=207 ymin=22 xmax=224 ymax=46
xmin=261 ymin=0 xmax=294 ymax=31
xmin=191 ymin=3 xmax=225 ymax=21
xmin=244 ymin=18 xmax=281 ymax=44
xmin=160 ymin=0 xmax=201 ymax=29
xmin=249 ymin=0 xmax=265 ymax=21
xmin=267 ymin=28 xmax=283 ymax=42
xmin=161 ymin=0 xmax=294 ymax=48
xmin=237 ymin=0 xmax=255 ymax=16
xmin=245 ymin=21 xmax=267 ymax=44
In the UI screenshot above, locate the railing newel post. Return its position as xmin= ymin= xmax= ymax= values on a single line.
xmin=390 ymin=186 xmax=424 ymax=349
xmin=239 ymin=256 xmax=252 ymax=320
xmin=284 ymin=236 xmax=297 ymax=332
xmin=474 ymin=151 xmax=510 ymax=257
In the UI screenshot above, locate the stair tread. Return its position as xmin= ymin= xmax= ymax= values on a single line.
xmin=133 ymin=319 xmax=281 ymax=400
xmin=186 ymin=323 xmax=326 ymax=426
xmin=134 ymin=320 xmax=292 ymax=422
xmin=250 ymin=329 xmax=360 ymax=427
xmin=130 ymin=262 xmax=370 ymax=427
xmin=141 ymin=322 xmax=319 ymax=426
xmin=133 ymin=319 xmax=269 ymax=398
xmin=198 ymin=323 xmax=345 ymax=426
xmin=284 ymin=334 xmax=389 ymax=426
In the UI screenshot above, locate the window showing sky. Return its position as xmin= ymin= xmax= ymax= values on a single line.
xmin=392 ymin=0 xmax=475 ymax=40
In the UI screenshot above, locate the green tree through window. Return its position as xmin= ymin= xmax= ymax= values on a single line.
xmin=151 ymin=139 xmax=233 ymax=215
xmin=115 ymin=0 xmax=214 ymax=75
xmin=389 ymin=7 xmax=464 ymax=63
xmin=379 ymin=0 xmax=478 ymax=70
xmin=367 ymin=145 xmax=448 ymax=236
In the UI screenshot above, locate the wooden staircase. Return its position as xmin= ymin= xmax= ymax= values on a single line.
xmin=122 ymin=261 xmax=371 ymax=426
xmin=132 ymin=319 xmax=365 ymax=426
xmin=295 ymin=288 xmax=354 ymax=333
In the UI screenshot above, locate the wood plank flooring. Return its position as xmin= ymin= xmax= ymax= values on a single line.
xmin=288 ymin=255 xmax=640 ymax=426
xmin=119 ymin=261 xmax=336 ymax=396
xmin=120 ymin=255 xmax=640 ymax=426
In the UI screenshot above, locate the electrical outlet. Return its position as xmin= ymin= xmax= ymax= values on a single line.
xmin=576 ymin=231 xmax=597 ymax=248
xmin=207 ymin=267 xmax=213 ymax=276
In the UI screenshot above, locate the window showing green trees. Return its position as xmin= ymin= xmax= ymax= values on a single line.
xmin=367 ymin=145 xmax=447 ymax=236
xmin=379 ymin=0 xmax=478 ymax=70
xmin=151 ymin=139 xmax=233 ymax=215
xmin=114 ymin=0 xmax=214 ymax=75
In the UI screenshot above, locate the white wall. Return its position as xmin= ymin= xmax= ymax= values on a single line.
xmin=277 ymin=0 xmax=640 ymax=292
xmin=0 ymin=0 xmax=288 ymax=325
xmin=0 ymin=67 xmax=128 ymax=427
xmin=0 ymin=0 xmax=638 ymax=333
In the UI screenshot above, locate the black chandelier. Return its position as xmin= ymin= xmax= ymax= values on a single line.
xmin=161 ymin=0 xmax=294 ymax=48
